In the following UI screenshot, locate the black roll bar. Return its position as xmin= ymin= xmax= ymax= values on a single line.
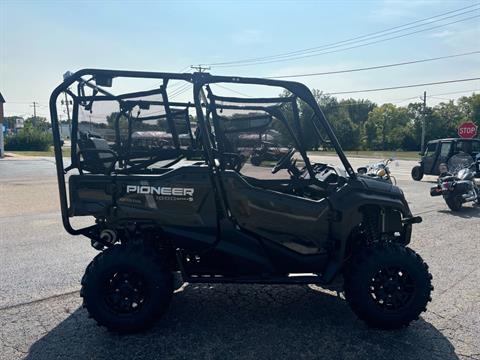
xmin=49 ymin=69 xmax=356 ymax=236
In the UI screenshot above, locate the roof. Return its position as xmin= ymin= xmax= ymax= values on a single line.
xmin=428 ymin=138 xmax=480 ymax=143
xmin=0 ymin=92 xmax=5 ymax=103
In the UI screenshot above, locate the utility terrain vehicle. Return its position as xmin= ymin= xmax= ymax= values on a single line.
xmin=50 ymin=69 xmax=432 ymax=333
xmin=411 ymin=138 xmax=480 ymax=180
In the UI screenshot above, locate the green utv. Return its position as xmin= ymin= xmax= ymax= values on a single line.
xmin=50 ymin=69 xmax=432 ymax=333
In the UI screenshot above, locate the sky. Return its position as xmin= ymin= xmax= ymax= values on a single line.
xmin=1 ymin=0 xmax=479 ymax=120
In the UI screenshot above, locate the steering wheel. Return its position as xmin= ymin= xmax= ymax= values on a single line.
xmin=223 ymin=152 xmax=245 ymax=172
xmin=272 ymin=148 xmax=296 ymax=174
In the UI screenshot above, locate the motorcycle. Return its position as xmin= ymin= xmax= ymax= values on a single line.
xmin=357 ymin=158 xmax=396 ymax=185
xmin=430 ymin=153 xmax=480 ymax=211
xmin=250 ymin=141 xmax=289 ymax=166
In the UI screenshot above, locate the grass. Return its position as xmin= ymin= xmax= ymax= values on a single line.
xmin=7 ymin=147 xmax=71 ymax=157
xmin=309 ymin=150 xmax=420 ymax=160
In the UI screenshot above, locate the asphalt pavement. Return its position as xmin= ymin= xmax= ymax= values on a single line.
xmin=0 ymin=155 xmax=479 ymax=360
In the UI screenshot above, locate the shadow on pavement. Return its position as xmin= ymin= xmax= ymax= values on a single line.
xmin=26 ymin=284 xmax=457 ymax=360
xmin=438 ymin=206 xmax=480 ymax=218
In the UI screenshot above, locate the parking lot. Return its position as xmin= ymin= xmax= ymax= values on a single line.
xmin=0 ymin=155 xmax=479 ymax=360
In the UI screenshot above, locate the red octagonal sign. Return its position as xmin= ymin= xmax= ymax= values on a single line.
xmin=458 ymin=122 xmax=477 ymax=139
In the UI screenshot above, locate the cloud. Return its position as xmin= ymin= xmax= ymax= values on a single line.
xmin=231 ymin=29 xmax=266 ymax=45
xmin=433 ymin=23 xmax=480 ymax=53
xmin=429 ymin=30 xmax=454 ymax=38
xmin=370 ymin=0 xmax=442 ymax=21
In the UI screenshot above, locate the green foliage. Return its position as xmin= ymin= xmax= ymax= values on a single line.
xmin=316 ymin=92 xmax=479 ymax=151
xmin=24 ymin=116 xmax=50 ymax=131
xmin=363 ymin=104 xmax=409 ymax=150
xmin=5 ymin=122 xmax=53 ymax=151
xmin=105 ymin=112 xmax=167 ymax=131
xmin=106 ymin=112 xmax=129 ymax=129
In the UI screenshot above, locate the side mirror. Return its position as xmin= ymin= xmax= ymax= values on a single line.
xmin=357 ymin=167 xmax=367 ymax=174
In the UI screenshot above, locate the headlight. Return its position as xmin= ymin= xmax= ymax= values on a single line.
xmin=376 ymin=169 xmax=386 ymax=177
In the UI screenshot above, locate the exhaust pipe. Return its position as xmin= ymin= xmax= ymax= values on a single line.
xmin=463 ymin=193 xmax=477 ymax=202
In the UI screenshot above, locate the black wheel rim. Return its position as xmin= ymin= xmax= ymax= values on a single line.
xmin=369 ymin=267 xmax=415 ymax=311
xmin=104 ymin=269 xmax=147 ymax=314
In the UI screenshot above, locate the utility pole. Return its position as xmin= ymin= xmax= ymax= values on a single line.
xmin=190 ymin=65 xmax=211 ymax=73
xmin=0 ymin=93 xmax=4 ymax=158
xmin=31 ymin=101 xmax=38 ymax=120
xmin=421 ymin=91 xmax=427 ymax=153
xmin=63 ymin=92 xmax=72 ymax=137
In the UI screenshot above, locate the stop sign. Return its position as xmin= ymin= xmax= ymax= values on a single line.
xmin=458 ymin=122 xmax=477 ymax=139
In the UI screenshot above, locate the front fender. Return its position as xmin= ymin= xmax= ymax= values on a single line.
xmin=329 ymin=178 xmax=411 ymax=243
xmin=320 ymin=178 xmax=414 ymax=283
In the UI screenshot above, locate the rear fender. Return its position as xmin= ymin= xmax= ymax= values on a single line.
xmin=452 ymin=180 xmax=472 ymax=195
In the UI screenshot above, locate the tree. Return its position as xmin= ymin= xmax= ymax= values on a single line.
xmin=24 ymin=116 xmax=49 ymax=131
xmin=457 ymin=93 xmax=480 ymax=123
xmin=363 ymin=104 xmax=409 ymax=150
xmin=341 ymin=98 xmax=376 ymax=125
xmin=106 ymin=112 xmax=128 ymax=129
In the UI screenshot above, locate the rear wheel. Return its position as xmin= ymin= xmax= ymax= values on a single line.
xmin=411 ymin=166 xmax=423 ymax=181
xmin=344 ymin=243 xmax=432 ymax=330
xmin=445 ymin=195 xmax=463 ymax=211
xmin=81 ymin=244 xmax=173 ymax=333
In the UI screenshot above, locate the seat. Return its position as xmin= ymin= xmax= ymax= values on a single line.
xmin=77 ymin=134 xmax=117 ymax=175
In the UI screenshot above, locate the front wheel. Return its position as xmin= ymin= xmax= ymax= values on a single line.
xmin=81 ymin=245 xmax=173 ymax=333
xmin=445 ymin=195 xmax=463 ymax=211
xmin=411 ymin=166 xmax=424 ymax=181
xmin=344 ymin=243 xmax=432 ymax=330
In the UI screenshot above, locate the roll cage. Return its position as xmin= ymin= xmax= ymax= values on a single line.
xmin=49 ymin=69 xmax=355 ymax=236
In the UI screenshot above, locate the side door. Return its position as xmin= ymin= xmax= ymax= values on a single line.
xmin=422 ymin=142 xmax=438 ymax=174
xmin=433 ymin=141 xmax=453 ymax=175
xmin=221 ymin=172 xmax=331 ymax=255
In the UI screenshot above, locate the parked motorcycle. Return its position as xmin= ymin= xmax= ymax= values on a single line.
xmin=250 ymin=141 xmax=288 ymax=166
xmin=430 ymin=153 xmax=480 ymax=211
xmin=357 ymin=158 xmax=397 ymax=185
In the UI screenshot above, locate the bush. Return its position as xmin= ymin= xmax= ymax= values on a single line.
xmin=5 ymin=127 xmax=53 ymax=151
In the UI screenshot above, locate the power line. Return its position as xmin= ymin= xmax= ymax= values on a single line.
xmin=169 ymin=84 xmax=191 ymax=98
xmin=429 ymin=96 xmax=453 ymax=101
xmin=212 ymin=14 xmax=480 ymax=67
xmin=264 ymin=51 xmax=480 ymax=79
xmin=212 ymin=83 xmax=252 ymax=98
xmin=169 ymin=84 xmax=192 ymax=99
xmin=167 ymin=81 xmax=189 ymax=92
xmin=157 ymin=66 xmax=192 ymax=88
xmin=168 ymin=83 xmax=191 ymax=98
xmin=203 ymin=4 xmax=480 ymax=67
xmin=326 ymin=77 xmax=480 ymax=95
xmin=316 ymin=88 xmax=479 ymax=108
xmin=388 ymin=89 xmax=480 ymax=103
xmin=177 ymin=66 xmax=191 ymax=73
xmin=424 ymin=88 xmax=480 ymax=97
